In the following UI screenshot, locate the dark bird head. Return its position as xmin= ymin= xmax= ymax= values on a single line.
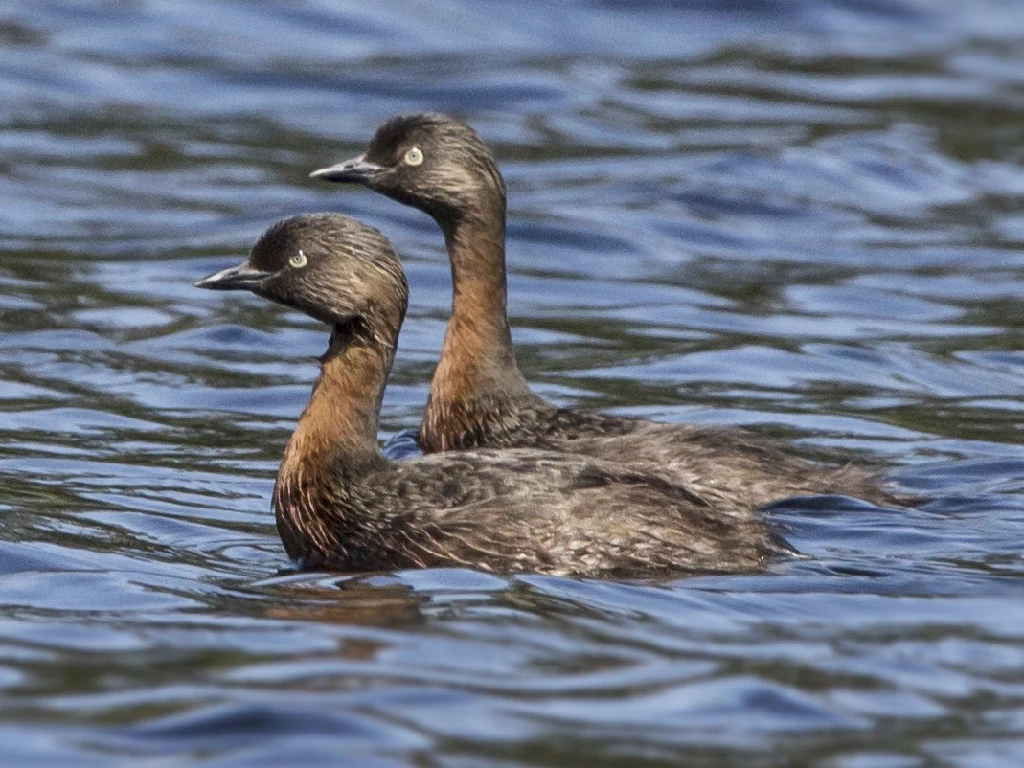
xmin=310 ymin=113 xmax=507 ymax=226
xmin=195 ymin=213 xmax=408 ymax=341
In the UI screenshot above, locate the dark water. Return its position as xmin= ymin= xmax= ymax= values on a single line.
xmin=2 ymin=1 xmax=1023 ymax=765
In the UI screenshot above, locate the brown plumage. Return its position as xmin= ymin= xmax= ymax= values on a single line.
xmin=195 ymin=213 xmax=782 ymax=577
xmin=311 ymin=113 xmax=908 ymax=508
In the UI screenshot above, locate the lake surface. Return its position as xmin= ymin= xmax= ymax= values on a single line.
xmin=1 ymin=1 xmax=1023 ymax=765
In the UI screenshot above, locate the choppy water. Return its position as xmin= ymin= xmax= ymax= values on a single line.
xmin=2 ymin=1 xmax=1023 ymax=765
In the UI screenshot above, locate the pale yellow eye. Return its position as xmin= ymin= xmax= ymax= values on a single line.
xmin=289 ymin=250 xmax=308 ymax=269
xmin=403 ymin=146 xmax=424 ymax=166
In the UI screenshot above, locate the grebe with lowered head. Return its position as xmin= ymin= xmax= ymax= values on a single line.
xmin=310 ymin=113 xmax=906 ymax=509
xmin=195 ymin=213 xmax=781 ymax=577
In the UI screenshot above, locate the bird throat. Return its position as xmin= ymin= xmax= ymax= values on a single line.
xmin=421 ymin=219 xmax=534 ymax=451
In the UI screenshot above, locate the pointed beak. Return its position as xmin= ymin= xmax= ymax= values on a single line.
xmin=309 ymin=154 xmax=385 ymax=184
xmin=194 ymin=260 xmax=275 ymax=291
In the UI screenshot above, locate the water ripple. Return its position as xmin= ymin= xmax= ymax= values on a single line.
xmin=0 ymin=0 xmax=1022 ymax=766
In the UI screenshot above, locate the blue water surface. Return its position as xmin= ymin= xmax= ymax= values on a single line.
xmin=1 ymin=1 xmax=1023 ymax=765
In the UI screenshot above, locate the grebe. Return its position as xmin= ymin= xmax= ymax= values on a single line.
xmin=196 ymin=213 xmax=780 ymax=576
xmin=310 ymin=114 xmax=904 ymax=509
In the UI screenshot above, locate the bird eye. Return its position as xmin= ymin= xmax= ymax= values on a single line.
xmin=289 ymin=250 xmax=308 ymax=269
xmin=403 ymin=146 xmax=424 ymax=166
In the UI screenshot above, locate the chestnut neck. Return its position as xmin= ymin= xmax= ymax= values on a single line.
xmin=286 ymin=325 xmax=393 ymax=470
xmin=430 ymin=198 xmax=532 ymax=410
xmin=274 ymin=325 xmax=391 ymax=560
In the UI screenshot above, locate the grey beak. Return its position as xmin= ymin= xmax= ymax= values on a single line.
xmin=194 ymin=260 xmax=274 ymax=291
xmin=309 ymin=154 xmax=385 ymax=184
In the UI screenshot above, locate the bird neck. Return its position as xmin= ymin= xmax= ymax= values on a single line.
xmin=443 ymin=212 xmax=517 ymax=362
xmin=421 ymin=208 xmax=535 ymax=450
xmin=274 ymin=325 xmax=391 ymax=560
